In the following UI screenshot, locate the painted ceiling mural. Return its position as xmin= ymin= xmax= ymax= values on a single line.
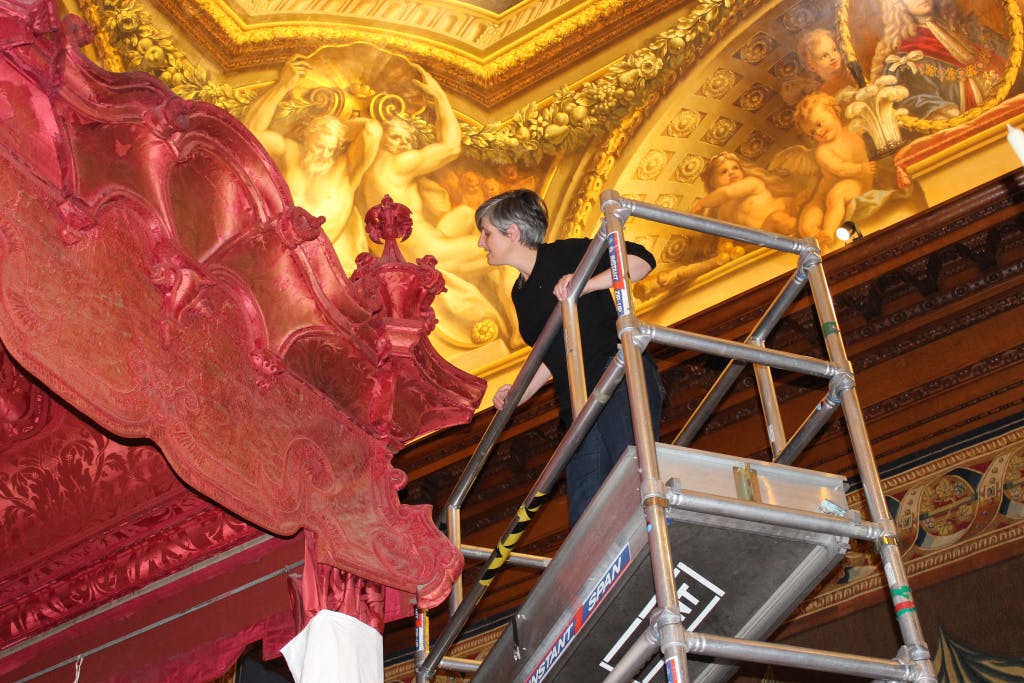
xmin=58 ymin=0 xmax=1024 ymax=392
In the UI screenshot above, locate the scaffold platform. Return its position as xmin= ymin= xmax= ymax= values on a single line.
xmin=475 ymin=443 xmax=850 ymax=683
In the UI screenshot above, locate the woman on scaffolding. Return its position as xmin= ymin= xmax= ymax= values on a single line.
xmin=475 ymin=189 xmax=665 ymax=526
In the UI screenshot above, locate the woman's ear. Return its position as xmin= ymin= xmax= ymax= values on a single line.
xmin=507 ymin=224 xmax=521 ymax=243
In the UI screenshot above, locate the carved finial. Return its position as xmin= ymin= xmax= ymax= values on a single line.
xmin=364 ymin=195 xmax=413 ymax=263
xmin=350 ymin=196 xmax=445 ymax=331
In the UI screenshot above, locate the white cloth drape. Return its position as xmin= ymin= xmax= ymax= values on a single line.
xmin=281 ymin=610 xmax=384 ymax=682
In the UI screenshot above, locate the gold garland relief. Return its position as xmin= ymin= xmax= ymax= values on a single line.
xmin=76 ymin=0 xmax=748 ymax=168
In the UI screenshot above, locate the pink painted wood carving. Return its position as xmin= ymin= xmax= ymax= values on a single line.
xmin=0 ymin=0 xmax=482 ymax=623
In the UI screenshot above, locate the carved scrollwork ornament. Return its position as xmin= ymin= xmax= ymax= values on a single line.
xmin=57 ymin=195 xmax=96 ymax=245
xmin=149 ymin=97 xmax=197 ymax=139
xmin=273 ymin=206 xmax=325 ymax=248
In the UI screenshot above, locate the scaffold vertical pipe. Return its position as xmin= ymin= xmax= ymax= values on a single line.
xmin=446 ymin=505 xmax=462 ymax=612
xmin=414 ymin=608 xmax=428 ymax=683
xmin=751 ymin=348 xmax=786 ymax=459
xmin=563 ymin=222 xmax=609 ymax=415
xmin=804 ymin=257 xmax=936 ymax=680
xmin=562 ymin=298 xmax=588 ymax=416
xmin=601 ymin=189 xmax=690 ymax=681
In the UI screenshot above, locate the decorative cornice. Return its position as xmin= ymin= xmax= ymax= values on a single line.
xmin=147 ymin=0 xmax=682 ymax=105
xmin=787 ymin=425 xmax=1024 ymax=628
xmin=73 ymin=0 xmax=749 ymax=165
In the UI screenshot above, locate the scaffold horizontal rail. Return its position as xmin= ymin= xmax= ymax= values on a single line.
xmin=648 ymin=324 xmax=841 ymax=377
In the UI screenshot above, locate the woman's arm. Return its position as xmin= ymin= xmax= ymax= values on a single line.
xmin=493 ymin=363 xmax=553 ymax=410
xmin=554 ymin=253 xmax=654 ymax=300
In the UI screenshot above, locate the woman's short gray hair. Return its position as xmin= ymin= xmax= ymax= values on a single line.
xmin=475 ymin=189 xmax=548 ymax=248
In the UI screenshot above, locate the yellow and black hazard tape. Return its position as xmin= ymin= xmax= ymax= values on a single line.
xmin=480 ymin=492 xmax=546 ymax=586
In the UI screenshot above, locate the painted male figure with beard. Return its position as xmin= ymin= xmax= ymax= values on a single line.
xmin=244 ymin=56 xmax=382 ymax=271
xmin=355 ymin=66 xmax=520 ymax=355
xmin=355 ymin=64 xmax=462 ymax=256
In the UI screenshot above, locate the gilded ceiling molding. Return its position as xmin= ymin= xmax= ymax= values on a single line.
xmin=462 ymin=0 xmax=749 ymax=167
xmin=76 ymin=0 xmax=747 ymax=170
xmin=142 ymin=0 xmax=680 ymax=105
xmin=79 ymin=0 xmax=258 ymax=115
xmin=186 ymin=0 xmax=585 ymax=54
xmin=553 ymin=0 xmax=752 ymax=237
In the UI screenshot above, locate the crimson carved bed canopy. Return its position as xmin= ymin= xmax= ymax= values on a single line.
xmin=0 ymin=1 xmax=483 ymax=679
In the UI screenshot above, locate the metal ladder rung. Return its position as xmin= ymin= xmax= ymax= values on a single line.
xmin=461 ymin=544 xmax=551 ymax=570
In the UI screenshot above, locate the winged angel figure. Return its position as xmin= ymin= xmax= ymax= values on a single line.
xmin=694 ymin=78 xmax=909 ymax=249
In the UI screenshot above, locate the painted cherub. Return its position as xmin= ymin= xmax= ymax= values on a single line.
xmin=797 ymin=28 xmax=859 ymax=95
xmin=793 ymin=91 xmax=876 ymax=243
xmin=692 ymin=152 xmax=800 ymax=236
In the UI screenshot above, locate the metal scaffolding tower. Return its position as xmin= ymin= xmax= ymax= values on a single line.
xmin=413 ymin=189 xmax=937 ymax=683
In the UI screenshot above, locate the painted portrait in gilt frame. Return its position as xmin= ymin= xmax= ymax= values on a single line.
xmin=836 ymin=0 xmax=1023 ymax=134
